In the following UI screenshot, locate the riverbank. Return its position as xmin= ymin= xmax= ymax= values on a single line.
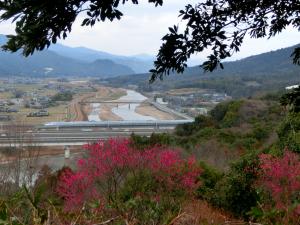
xmin=87 ymin=89 xmax=179 ymax=121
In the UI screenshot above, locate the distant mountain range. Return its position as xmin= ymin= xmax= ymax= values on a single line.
xmin=184 ymin=44 xmax=300 ymax=77
xmin=0 ymin=34 xmax=154 ymax=77
xmin=0 ymin=33 xmax=299 ymax=84
xmin=104 ymin=44 xmax=300 ymax=97
xmin=48 ymin=44 xmax=154 ymax=73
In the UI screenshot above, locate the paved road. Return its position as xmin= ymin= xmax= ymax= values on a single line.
xmin=149 ymin=101 xmax=193 ymax=120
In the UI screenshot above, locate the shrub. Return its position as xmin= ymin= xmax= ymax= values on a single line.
xmin=253 ymin=150 xmax=300 ymax=224
xmin=252 ymin=123 xmax=270 ymax=141
xmin=51 ymin=91 xmax=73 ymax=102
xmin=175 ymin=115 xmax=215 ymax=136
xmin=130 ymin=133 xmax=174 ymax=149
xmin=197 ymin=161 xmax=224 ymax=200
xmin=208 ymin=151 xmax=261 ymax=218
xmin=221 ymin=101 xmax=244 ymax=128
xmin=278 ymin=112 xmax=300 ymax=153
xmin=210 ymin=101 xmax=230 ymax=122
xmin=118 ymin=171 xmax=181 ymax=224
xmin=57 ymin=138 xmax=202 ymax=223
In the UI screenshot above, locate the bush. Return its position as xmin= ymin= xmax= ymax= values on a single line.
xmin=130 ymin=133 xmax=175 ymax=149
xmin=57 ymin=138 xmax=202 ymax=224
xmin=221 ymin=101 xmax=244 ymax=128
xmin=197 ymin=161 xmax=224 ymax=200
xmin=218 ymin=131 xmax=237 ymax=145
xmin=251 ymin=123 xmax=270 ymax=141
xmin=118 ymin=171 xmax=181 ymax=224
xmin=250 ymin=150 xmax=300 ymax=224
xmin=175 ymin=115 xmax=215 ymax=136
xmin=51 ymin=91 xmax=73 ymax=102
xmin=210 ymin=100 xmax=244 ymax=128
xmin=210 ymin=101 xmax=230 ymax=122
xmin=278 ymin=112 xmax=300 ymax=153
xmin=208 ymin=151 xmax=261 ymax=218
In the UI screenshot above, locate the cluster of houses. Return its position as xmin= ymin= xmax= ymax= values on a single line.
xmin=0 ymin=100 xmax=19 ymax=113
xmin=24 ymin=96 xmax=52 ymax=109
xmin=157 ymin=91 xmax=232 ymax=117
xmin=27 ymin=109 xmax=49 ymax=117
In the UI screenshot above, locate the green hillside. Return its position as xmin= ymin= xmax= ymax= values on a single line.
xmin=104 ymin=45 xmax=300 ymax=97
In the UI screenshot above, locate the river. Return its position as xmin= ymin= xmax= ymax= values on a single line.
xmin=88 ymin=90 xmax=156 ymax=121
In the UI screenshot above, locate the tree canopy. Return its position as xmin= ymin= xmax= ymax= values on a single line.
xmin=0 ymin=0 xmax=299 ymax=81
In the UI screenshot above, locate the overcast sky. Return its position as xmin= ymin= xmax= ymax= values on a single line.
xmin=0 ymin=0 xmax=299 ymax=64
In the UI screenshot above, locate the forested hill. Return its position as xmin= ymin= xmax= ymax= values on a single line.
xmin=104 ymin=45 xmax=300 ymax=97
xmin=0 ymin=34 xmax=135 ymax=77
xmin=185 ymin=44 xmax=300 ymax=77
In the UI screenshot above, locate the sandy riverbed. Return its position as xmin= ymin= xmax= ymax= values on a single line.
xmin=135 ymin=103 xmax=177 ymax=120
xmin=99 ymin=104 xmax=122 ymax=121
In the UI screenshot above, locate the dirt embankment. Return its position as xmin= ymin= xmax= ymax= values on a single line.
xmin=69 ymin=87 xmax=126 ymax=121
xmin=69 ymin=93 xmax=94 ymax=121
xmin=135 ymin=103 xmax=177 ymax=120
xmin=99 ymin=104 xmax=122 ymax=121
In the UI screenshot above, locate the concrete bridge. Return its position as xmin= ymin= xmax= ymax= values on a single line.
xmin=79 ymin=100 xmax=146 ymax=104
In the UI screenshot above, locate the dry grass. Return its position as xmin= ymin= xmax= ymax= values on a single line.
xmin=69 ymin=86 xmax=126 ymax=121
xmin=167 ymin=88 xmax=207 ymax=96
xmin=10 ymin=105 xmax=67 ymax=124
xmin=173 ymin=199 xmax=237 ymax=225
xmin=192 ymin=139 xmax=241 ymax=171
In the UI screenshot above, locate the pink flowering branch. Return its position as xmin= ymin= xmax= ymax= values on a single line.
xmin=57 ymin=138 xmax=202 ymax=212
xmin=258 ymin=150 xmax=300 ymax=224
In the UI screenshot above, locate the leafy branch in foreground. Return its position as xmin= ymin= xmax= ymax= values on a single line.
xmin=0 ymin=0 xmax=299 ymax=81
xmin=0 ymin=0 xmax=163 ymax=56
xmin=150 ymin=0 xmax=300 ymax=81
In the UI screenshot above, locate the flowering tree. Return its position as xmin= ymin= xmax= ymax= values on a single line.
xmin=258 ymin=150 xmax=300 ymax=224
xmin=57 ymin=138 xmax=201 ymax=218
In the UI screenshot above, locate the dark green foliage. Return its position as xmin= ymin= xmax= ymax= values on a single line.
xmin=118 ymin=171 xmax=181 ymax=224
xmin=252 ymin=124 xmax=270 ymax=141
xmin=208 ymin=152 xmax=261 ymax=218
xmin=220 ymin=101 xmax=243 ymax=128
xmin=130 ymin=133 xmax=175 ymax=149
xmin=210 ymin=100 xmax=243 ymax=128
xmin=217 ymin=131 xmax=237 ymax=145
xmin=175 ymin=115 xmax=215 ymax=136
xmin=280 ymin=87 xmax=300 ymax=113
xmin=197 ymin=162 xmax=224 ymax=200
xmin=277 ymin=87 xmax=300 ymax=152
xmin=277 ymin=112 xmax=300 ymax=153
xmin=194 ymin=127 xmax=216 ymax=140
xmin=235 ymin=137 xmax=258 ymax=151
xmin=173 ymin=98 xmax=282 ymax=155
xmin=210 ymin=102 xmax=230 ymax=122
xmin=51 ymin=91 xmax=73 ymax=102
xmin=0 ymin=0 xmax=163 ymax=56
xmin=150 ymin=0 xmax=300 ymax=80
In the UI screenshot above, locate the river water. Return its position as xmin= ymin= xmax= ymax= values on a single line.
xmin=88 ymin=90 xmax=156 ymax=121
xmin=88 ymin=103 xmax=102 ymax=121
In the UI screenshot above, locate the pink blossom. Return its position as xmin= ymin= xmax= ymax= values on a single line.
xmin=259 ymin=151 xmax=300 ymax=213
xmin=57 ymin=138 xmax=202 ymax=211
